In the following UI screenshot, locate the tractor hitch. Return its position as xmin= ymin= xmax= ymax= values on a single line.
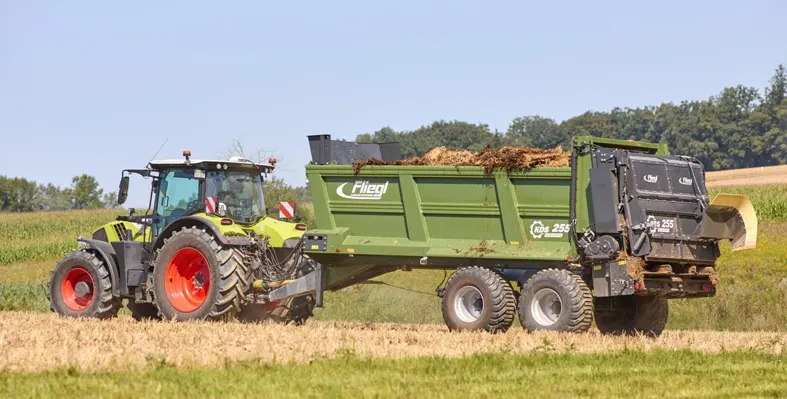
xmin=252 ymin=265 xmax=324 ymax=307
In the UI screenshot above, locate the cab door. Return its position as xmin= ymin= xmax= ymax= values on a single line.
xmin=152 ymin=169 xmax=202 ymax=237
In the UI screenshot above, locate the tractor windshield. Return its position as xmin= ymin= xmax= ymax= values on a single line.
xmin=205 ymin=171 xmax=266 ymax=224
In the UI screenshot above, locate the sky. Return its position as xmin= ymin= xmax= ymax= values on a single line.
xmin=1 ymin=0 xmax=785 ymax=208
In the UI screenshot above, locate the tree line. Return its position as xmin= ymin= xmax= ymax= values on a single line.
xmin=0 ymin=174 xmax=117 ymax=212
xmin=357 ymin=64 xmax=787 ymax=171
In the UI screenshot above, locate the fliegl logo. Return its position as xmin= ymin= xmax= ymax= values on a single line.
xmin=336 ymin=181 xmax=390 ymax=200
xmin=644 ymin=174 xmax=659 ymax=183
xmin=679 ymin=177 xmax=693 ymax=185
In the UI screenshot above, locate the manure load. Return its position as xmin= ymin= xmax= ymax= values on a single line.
xmin=297 ymin=134 xmax=757 ymax=336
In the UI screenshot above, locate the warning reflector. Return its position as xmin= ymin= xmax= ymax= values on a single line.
xmin=205 ymin=196 xmax=217 ymax=214
xmin=279 ymin=201 xmax=295 ymax=219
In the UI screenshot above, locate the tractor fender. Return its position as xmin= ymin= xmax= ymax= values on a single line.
xmin=151 ymin=216 xmax=252 ymax=253
xmin=76 ymin=238 xmax=122 ymax=297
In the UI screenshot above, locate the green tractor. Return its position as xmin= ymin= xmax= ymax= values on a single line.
xmin=47 ymin=150 xmax=317 ymax=323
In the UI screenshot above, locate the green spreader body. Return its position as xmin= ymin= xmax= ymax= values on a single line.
xmin=302 ymin=136 xmax=755 ymax=298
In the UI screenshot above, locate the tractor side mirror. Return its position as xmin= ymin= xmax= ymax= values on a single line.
xmin=118 ymin=176 xmax=130 ymax=205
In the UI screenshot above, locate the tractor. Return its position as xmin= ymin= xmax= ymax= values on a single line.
xmin=47 ymin=150 xmax=316 ymax=323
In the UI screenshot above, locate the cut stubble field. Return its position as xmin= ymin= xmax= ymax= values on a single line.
xmin=2 ymin=313 xmax=787 ymax=398
xmin=3 ymin=312 xmax=787 ymax=373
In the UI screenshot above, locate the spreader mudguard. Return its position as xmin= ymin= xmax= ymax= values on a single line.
xmin=702 ymin=194 xmax=757 ymax=251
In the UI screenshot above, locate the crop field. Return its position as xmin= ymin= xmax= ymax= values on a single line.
xmin=0 ymin=183 xmax=785 ymax=397
xmin=706 ymin=164 xmax=787 ymax=188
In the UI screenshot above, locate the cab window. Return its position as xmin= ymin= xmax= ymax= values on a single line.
xmin=154 ymin=169 xmax=201 ymax=236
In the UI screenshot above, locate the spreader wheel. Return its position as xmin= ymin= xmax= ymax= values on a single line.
xmin=518 ymin=269 xmax=593 ymax=333
xmin=47 ymin=250 xmax=121 ymax=319
xmin=151 ymin=226 xmax=250 ymax=321
xmin=440 ymin=266 xmax=516 ymax=333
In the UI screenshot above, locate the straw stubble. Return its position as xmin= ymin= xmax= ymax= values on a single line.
xmin=1 ymin=312 xmax=785 ymax=372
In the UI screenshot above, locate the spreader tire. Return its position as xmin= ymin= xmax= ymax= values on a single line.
xmin=594 ymin=295 xmax=668 ymax=337
xmin=518 ymin=269 xmax=593 ymax=333
xmin=151 ymin=226 xmax=250 ymax=322
xmin=47 ymin=250 xmax=121 ymax=319
xmin=238 ymin=257 xmax=317 ymax=325
xmin=441 ymin=266 xmax=516 ymax=333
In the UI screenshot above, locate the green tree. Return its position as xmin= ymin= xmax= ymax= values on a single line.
xmin=35 ymin=183 xmax=73 ymax=211
xmin=761 ymin=64 xmax=787 ymax=164
xmin=102 ymin=192 xmax=118 ymax=208
xmin=506 ymin=116 xmax=566 ymax=149
xmin=69 ymin=174 xmax=105 ymax=210
xmin=0 ymin=176 xmax=39 ymax=212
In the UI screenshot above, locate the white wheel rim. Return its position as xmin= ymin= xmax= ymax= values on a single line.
xmin=530 ymin=288 xmax=563 ymax=326
xmin=454 ymin=286 xmax=484 ymax=323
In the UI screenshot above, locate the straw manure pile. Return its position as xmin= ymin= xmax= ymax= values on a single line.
xmin=353 ymin=145 xmax=570 ymax=174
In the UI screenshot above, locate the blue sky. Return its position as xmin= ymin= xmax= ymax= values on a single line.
xmin=1 ymin=0 xmax=785 ymax=207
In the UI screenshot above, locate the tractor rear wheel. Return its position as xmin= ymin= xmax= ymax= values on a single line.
xmin=238 ymin=257 xmax=317 ymax=325
xmin=594 ymin=295 xmax=668 ymax=337
xmin=47 ymin=250 xmax=121 ymax=319
xmin=440 ymin=266 xmax=516 ymax=333
xmin=150 ymin=226 xmax=250 ymax=321
xmin=518 ymin=269 xmax=593 ymax=333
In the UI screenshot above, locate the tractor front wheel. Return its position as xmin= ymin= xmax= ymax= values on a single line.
xmin=151 ymin=227 xmax=250 ymax=321
xmin=47 ymin=250 xmax=121 ymax=319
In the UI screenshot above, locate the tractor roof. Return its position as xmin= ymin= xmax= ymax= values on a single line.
xmin=148 ymin=156 xmax=275 ymax=173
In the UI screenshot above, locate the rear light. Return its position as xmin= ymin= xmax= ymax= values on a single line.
xmin=221 ymin=219 xmax=233 ymax=225
xmin=634 ymin=282 xmax=644 ymax=291
xmin=702 ymin=283 xmax=712 ymax=292
xmin=295 ymin=224 xmax=307 ymax=231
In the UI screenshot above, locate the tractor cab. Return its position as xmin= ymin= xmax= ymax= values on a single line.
xmin=117 ymin=151 xmax=277 ymax=240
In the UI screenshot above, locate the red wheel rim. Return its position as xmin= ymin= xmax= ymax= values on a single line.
xmin=61 ymin=267 xmax=95 ymax=311
xmin=165 ymin=247 xmax=210 ymax=312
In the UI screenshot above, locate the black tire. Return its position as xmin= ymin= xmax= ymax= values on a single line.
xmin=150 ymin=226 xmax=251 ymax=322
xmin=126 ymin=301 xmax=161 ymax=321
xmin=594 ymin=295 xmax=668 ymax=337
xmin=518 ymin=269 xmax=593 ymax=333
xmin=47 ymin=250 xmax=121 ymax=319
xmin=440 ymin=266 xmax=516 ymax=333
xmin=238 ymin=257 xmax=317 ymax=325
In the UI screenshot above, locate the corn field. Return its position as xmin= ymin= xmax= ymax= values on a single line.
xmin=0 ymin=209 xmax=123 ymax=265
